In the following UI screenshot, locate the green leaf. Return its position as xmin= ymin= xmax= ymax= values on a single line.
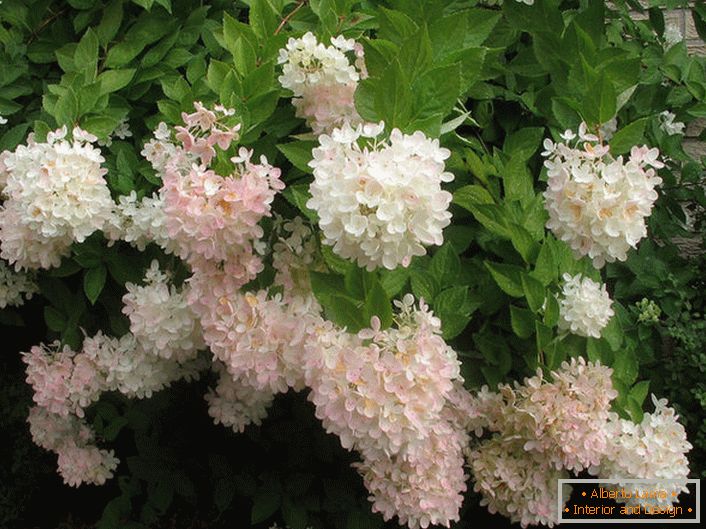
xmin=364 ymin=280 xmax=393 ymax=329
xmin=410 ymin=269 xmax=439 ymax=301
xmin=310 ymin=271 xmax=345 ymax=307
xmin=282 ymin=184 xmax=319 ymax=222
xmin=453 ymin=185 xmax=494 ymax=207
xmin=503 ymin=157 xmax=534 ymax=202
xmin=601 ymin=310 xmax=623 ymax=350
xmin=98 ymin=69 xmax=136 ymax=96
xmin=377 ymin=7 xmax=418 ymax=43
xmin=510 ymin=305 xmax=535 ymax=339
xmin=521 ymin=273 xmax=546 ymax=313
xmin=429 ymin=243 xmax=460 ymax=286
xmin=44 ymin=306 xmax=67 ymax=332
xmin=398 ymin=25 xmax=432 ymax=82
xmin=75 ymin=28 xmax=99 ymax=77
xmin=629 ymin=380 xmax=650 ymax=408
xmin=532 ymin=241 xmax=556 ymax=286
xmin=97 ymin=0 xmax=124 ymax=46
xmin=277 ymin=141 xmax=317 ymax=173
xmin=328 ymin=294 xmax=367 ymax=332
xmin=609 ymin=118 xmax=647 ymax=156
xmin=84 ymin=265 xmax=107 ymax=305
xmin=484 ymin=262 xmax=524 ymax=298
xmin=250 ymin=490 xmax=280 ymax=524
xmin=378 ymin=59 xmax=413 ymax=129
xmin=379 ymin=267 xmax=409 ymax=298
xmin=435 ymin=285 xmax=477 ymax=339
xmin=585 ymin=73 xmax=616 ymax=125
xmin=54 ymin=89 xmax=79 ymax=125
xmin=503 ymin=127 xmax=544 ymax=161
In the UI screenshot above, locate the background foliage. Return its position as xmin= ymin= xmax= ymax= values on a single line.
xmin=2 ymin=0 xmax=705 ymax=527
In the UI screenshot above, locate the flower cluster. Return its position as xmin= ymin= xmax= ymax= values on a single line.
xmin=122 ymin=260 xmax=204 ymax=362
xmin=205 ymin=362 xmax=274 ymax=433
xmin=0 ymin=127 xmax=115 ymax=269
xmin=599 ymin=395 xmax=692 ymax=507
xmin=542 ymin=123 xmax=663 ymax=268
xmin=469 ymin=437 xmax=568 ymax=528
xmin=27 ymin=406 xmax=118 ymax=487
xmin=107 ymin=191 xmax=173 ymax=252
xmin=557 ymin=273 xmax=614 ymax=338
xmin=98 ymin=117 xmax=132 ymax=147
xmin=304 ymin=295 xmax=469 ymax=528
xmin=0 ymin=259 xmax=37 ymax=308
xmin=659 ymin=111 xmax=685 ymax=136
xmin=308 ymin=123 xmax=454 ymax=270
xmin=466 ymin=358 xmax=618 ymax=526
xmin=161 ymin=146 xmax=283 ymax=266
xmin=271 ymin=216 xmax=324 ymax=296
xmin=23 ymin=329 xmax=206 ymax=485
xmin=278 ymin=32 xmax=365 ymax=134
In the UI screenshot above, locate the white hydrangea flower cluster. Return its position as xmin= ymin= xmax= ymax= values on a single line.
xmin=98 ymin=117 xmax=133 ymax=147
xmin=278 ymin=32 xmax=365 ymax=134
xmin=106 ymin=191 xmax=174 ymax=252
xmin=122 ymin=260 xmax=204 ymax=362
xmin=0 ymin=115 xmax=7 ymax=125
xmin=308 ymin=122 xmax=454 ymax=270
xmin=0 ymin=259 xmax=37 ymax=308
xmin=659 ymin=111 xmax=685 ymax=136
xmin=599 ymin=395 xmax=692 ymax=507
xmin=81 ymin=331 xmax=205 ymax=399
xmin=271 ymin=215 xmax=324 ymax=296
xmin=0 ymin=126 xmax=115 ymax=270
xmin=558 ymin=273 xmax=615 ymax=339
xmin=542 ymin=123 xmax=663 ymax=268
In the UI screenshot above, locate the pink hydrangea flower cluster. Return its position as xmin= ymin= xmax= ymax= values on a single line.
xmin=122 ymin=260 xmax=204 ymax=362
xmin=0 ymin=126 xmax=115 ymax=270
xmin=205 ymin=361 xmax=275 ymax=433
xmin=161 ymin=145 xmax=283 ymax=266
xmin=23 ymin=328 xmax=206 ymax=486
xmin=278 ymin=32 xmax=366 ymax=134
xmin=303 ymin=295 xmax=470 ymax=528
xmin=469 ymin=437 xmax=569 ymax=528
xmin=465 ymin=358 xmax=618 ymax=526
xmin=307 ymin=122 xmax=454 ymax=270
xmin=542 ymin=122 xmax=664 ymax=268
xmin=27 ymin=406 xmax=118 ymax=487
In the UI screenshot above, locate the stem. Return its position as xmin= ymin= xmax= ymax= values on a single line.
xmin=28 ymin=7 xmax=68 ymax=45
xmin=274 ymin=0 xmax=307 ymax=35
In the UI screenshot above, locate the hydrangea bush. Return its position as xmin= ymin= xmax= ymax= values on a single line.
xmin=1 ymin=0 xmax=706 ymax=528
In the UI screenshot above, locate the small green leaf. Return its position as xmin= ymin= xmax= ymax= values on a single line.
xmin=277 ymin=141 xmax=317 ymax=173
xmin=98 ymin=69 xmax=136 ymax=96
xmin=44 ymin=306 xmax=67 ymax=332
xmin=250 ymin=490 xmax=280 ymax=524
xmin=484 ymin=262 xmax=524 ymax=297
xmin=610 ymin=118 xmax=647 ymax=156
xmin=510 ymin=305 xmax=535 ymax=339
xmin=84 ymin=265 xmax=107 ymax=305
xmin=429 ymin=243 xmax=460 ymax=286
xmin=521 ymin=273 xmax=546 ymax=313
xmin=365 ymin=280 xmax=393 ymax=329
